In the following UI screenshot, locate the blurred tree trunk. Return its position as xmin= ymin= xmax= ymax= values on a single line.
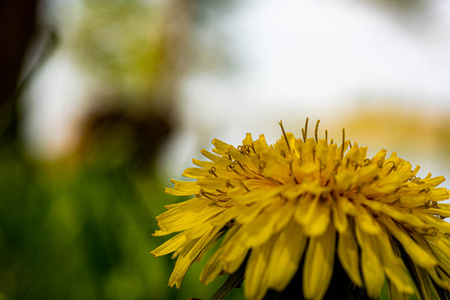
xmin=0 ymin=0 xmax=37 ymax=143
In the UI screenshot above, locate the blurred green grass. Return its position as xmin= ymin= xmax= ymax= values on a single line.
xmin=0 ymin=133 xmax=245 ymax=299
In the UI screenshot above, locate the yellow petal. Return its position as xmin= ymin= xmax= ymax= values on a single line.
xmin=273 ymin=199 xmax=296 ymax=232
xmin=364 ymin=199 xmax=426 ymax=229
xmin=260 ymin=152 xmax=291 ymax=182
xmin=381 ymin=216 xmax=437 ymax=269
xmin=182 ymin=167 xmax=209 ymax=178
xmin=331 ymin=196 xmax=348 ymax=233
xmin=242 ymin=132 xmax=253 ymax=146
xmin=171 ymin=179 xmax=202 ymax=194
xmin=427 ymin=207 xmax=450 ymax=218
xmin=303 ymin=223 xmax=336 ymax=300
xmin=244 ymin=237 xmax=275 ymax=300
xmin=411 ymin=235 xmax=450 ymax=290
xmin=239 ymin=198 xmax=292 ymax=247
xmin=422 ymin=175 xmax=446 ymax=187
xmin=375 ymin=226 xmax=414 ymax=294
xmin=227 ymin=145 xmax=259 ymax=172
xmin=411 ymin=263 xmax=437 ymax=300
xmin=232 ymin=185 xmax=285 ymax=207
xmin=184 ymin=222 xmax=216 ymax=240
xmin=197 ymin=177 xmax=237 ymax=190
xmin=354 ymin=198 xmax=382 ymax=235
xmin=165 ymin=186 xmax=201 ymax=196
xmin=156 ymin=198 xmax=223 ymax=233
xmin=221 ymin=226 xmax=250 ymax=273
xmin=267 ymin=219 xmax=307 ymax=291
xmin=427 ymin=187 xmax=449 ymax=201
xmin=427 ymin=266 xmax=450 ymax=289
xmin=334 ymin=170 xmax=358 ymax=191
xmin=151 ymin=232 xmax=188 ymax=257
xmin=192 ymin=158 xmax=215 ymax=169
xmin=210 ymin=205 xmax=240 ymax=227
xmin=253 ymin=134 xmax=271 ymax=153
xmin=429 ymin=234 xmax=450 ymax=272
xmin=354 ymin=164 xmax=380 ymax=187
xmin=200 ymin=246 xmax=225 ymax=285
xmin=371 ymin=149 xmax=387 ymax=165
xmin=415 ymin=212 xmax=450 ymax=233
xmin=169 ymin=225 xmax=218 ymax=288
xmin=211 ymin=138 xmax=230 ymax=156
xmin=200 ymin=149 xmax=233 ymax=166
xmin=337 ymin=195 xmax=357 ymax=216
xmin=388 ymin=281 xmax=410 ymax=300
xmin=295 ymin=194 xmax=331 ymax=237
xmin=337 ymin=228 xmax=363 ymax=287
xmin=355 ymin=224 xmax=385 ymax=298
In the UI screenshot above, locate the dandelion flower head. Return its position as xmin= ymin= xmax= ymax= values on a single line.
xmin=152 ymin=119 xmax=450 ymax=299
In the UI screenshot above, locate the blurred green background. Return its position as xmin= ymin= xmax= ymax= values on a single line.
xmin=1 ymin=0 xmax=449 ymax=299
xmin=0 ymin=1 xmax=241 ymax=299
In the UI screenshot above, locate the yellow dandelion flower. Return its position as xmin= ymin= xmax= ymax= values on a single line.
xmin=152 ymin=119 xmax=450 ymax=300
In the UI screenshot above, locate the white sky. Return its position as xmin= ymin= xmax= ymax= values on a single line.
xmin=25 ymin=0 xmax=450 ymax=181
xmin=165 ymin=0 xmax=450 ymax=179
